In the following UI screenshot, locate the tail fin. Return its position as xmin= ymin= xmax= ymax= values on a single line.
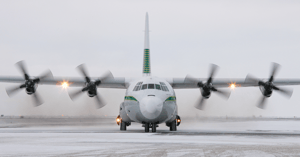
xmin=143 ymin=12 xmax=151 ymax=76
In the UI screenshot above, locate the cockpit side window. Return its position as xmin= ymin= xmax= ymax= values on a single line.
xmin=160 ymin=82 xmax=169 ymax=91
xmin=137 ymin=85 xmax=141 ymax=91
xmin=148 ymin=84 xmax=155 ymax=89
xmin=155 ymin=84 xmax=161 ymax=90
xmin=141 ymin=84 xmax=147 ymax=90
xmin=133 ymin=82 xmax=143 ymax=91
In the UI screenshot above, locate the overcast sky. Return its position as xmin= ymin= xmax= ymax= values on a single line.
xmin=0 ymin=0 xmax=300 ymax=117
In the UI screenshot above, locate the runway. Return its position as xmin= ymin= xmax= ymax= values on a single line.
xmin=1 ymin=117 xmax=300 ymax=156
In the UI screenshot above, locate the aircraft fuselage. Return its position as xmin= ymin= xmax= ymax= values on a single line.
xmin=119 ymin=76 xmax=177 ymax=125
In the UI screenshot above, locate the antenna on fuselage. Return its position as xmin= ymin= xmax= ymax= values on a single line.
xmin=143 ymin=12 xmax=151 ymax=76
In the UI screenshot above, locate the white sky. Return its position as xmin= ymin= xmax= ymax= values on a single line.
xmin=0 ymin=0 xmax=300 ymax=117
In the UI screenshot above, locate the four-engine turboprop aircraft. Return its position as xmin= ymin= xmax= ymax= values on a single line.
xmin=1 ymin=13 xmax=300 ymax=132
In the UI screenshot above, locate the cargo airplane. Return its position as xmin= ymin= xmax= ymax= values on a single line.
xmin=0 ymin=13 xmax=299 ymax=132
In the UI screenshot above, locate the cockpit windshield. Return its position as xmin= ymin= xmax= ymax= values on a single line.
xmin=148 ymin=84 xmax=154 ymax=89
xmin=155 ymin=84 xmax=161 ymax=90
xmin=141 ymin=84 xmax=147 ymax=90
xmin=134 ymin=83 xmax=168 ymax=91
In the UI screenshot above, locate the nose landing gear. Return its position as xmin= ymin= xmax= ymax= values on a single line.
xmin=145 ymin=123 xmax=150 ymax=132
xmin=151 ymin=123 xmax=157 ymax=132
xmin=143 ymin=123 xmax=158 ymax=132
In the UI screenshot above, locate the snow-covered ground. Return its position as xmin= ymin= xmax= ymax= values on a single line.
xmin=1 ymin=117 xmax=300 ymax=156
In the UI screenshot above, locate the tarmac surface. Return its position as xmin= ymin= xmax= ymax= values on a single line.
xmin=1 ymin=117 xmax=300 ymax=157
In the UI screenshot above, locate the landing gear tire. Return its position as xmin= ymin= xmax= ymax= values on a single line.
xmin=120 ymin=121 xmax=126 ymax=131
xmin=152 ymin=123 xmax=156 ymax=132
xmin=145 ymin=123 xmax=150 ymax=132
xmin=170 ymin=120 xmax=177 ymax=131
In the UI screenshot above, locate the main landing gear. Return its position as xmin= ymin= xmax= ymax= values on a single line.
xmin=166 ymin=115 xmax=181 ymax=131
xmin=144 ymin=123 xmax=158 ymax=132
xmin=120 ymin=121 xmax=131 ymax=131
xmin=116 ymin=115 xmax=131 ymax=131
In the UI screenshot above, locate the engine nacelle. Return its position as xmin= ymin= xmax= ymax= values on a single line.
xmin=87 ymin=90 xmax=96 ymax=97
xmin=26 ymin=88 xmax=35 ymax=95
xmin=200 ymin=88 xmax=211 ymax=99
xmin=85 ymin=82 xmax=97 ymax=97
xmin=25 ymin=83 xmax=37 ymax=95
xmin=259 ymin=85 xmax=272 ymax=97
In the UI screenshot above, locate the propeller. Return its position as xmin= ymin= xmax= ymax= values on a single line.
xmin=68 ymin=64 xmax=113 ymax=109
xmin=194 ymin=97 xmax=206 ymax=110
xmin=6 ymin=60 xmax=53 ymax=106
xmin=245 ymin=62 xmax=293 ymax=109
xmin=257 ymin=96 xmax=267 ymax=109
xmin=185 ymin=64 xmax=231 ymax=110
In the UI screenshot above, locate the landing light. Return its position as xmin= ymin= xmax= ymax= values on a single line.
xmin=61 ymin=82 xmax=69 ymax=89
xmin=57 ymin=80 xmax=73 ymax=89
xmin=230 ymin=84 xmax=236 ymax=89
xmin=116 ymin=117 xmax=121 ymax=125
xmin=228 ymin=82 xmax=240 ymax=90
xmin=177 ymin=119 xmax=181 ymax=123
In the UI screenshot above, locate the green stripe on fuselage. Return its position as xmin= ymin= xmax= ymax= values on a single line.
xmin=165 ymin=96 xmax=176 ymax=101
xmin=125 ymin=96 xmax=138 ymax=101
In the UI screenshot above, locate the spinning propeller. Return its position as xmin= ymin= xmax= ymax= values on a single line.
xmin=185 ymin=64 xmax=231 ymax=110
xmin=6 ymin=60 xmax=53 ymax=106
xmin=245 ymin=63 xmax=293 ymax=109
xmin=68 ymin=64 xmax=113 ymax=109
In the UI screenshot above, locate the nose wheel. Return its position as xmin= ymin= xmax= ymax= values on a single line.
xmin=144 ymin=123 xmax=158 ymax=132
xmin=152 ymin=123 xmax=156 ymax=132
xmin=145 ymin=123 xmax=150 ymax=132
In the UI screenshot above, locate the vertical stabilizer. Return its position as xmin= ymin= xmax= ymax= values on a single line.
xmin=143 ymin=13 xmax=151 ymax=76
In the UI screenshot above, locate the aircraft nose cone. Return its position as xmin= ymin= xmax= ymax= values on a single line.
xmin=140 ymin=96 xmax=163 ymax=119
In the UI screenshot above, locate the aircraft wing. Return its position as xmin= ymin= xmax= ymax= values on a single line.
xmin=0 ymin=76 xmax=25 ymax=84
xmin=169 ymin=78 xmax=247 ymax=89
xmin=169 ymin=78 xmax=300 ymax=89
xmin=0 ymin=76 xmax=127 ymax=89
xmin=244 ymin=79 xmax=300 ymax=87
xmin=49 ymin=77 xmax=127 ymax=89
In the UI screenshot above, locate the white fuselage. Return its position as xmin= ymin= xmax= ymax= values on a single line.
xmin=119 ymin=76 xmax=178 ymax=124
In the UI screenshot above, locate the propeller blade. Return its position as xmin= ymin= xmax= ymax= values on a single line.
xmin=100 ymin=70 xmax=114 ymax=81
xmin=245 ymin=74 xmax=261 ymax=85
xmin=184 ymin=74 xmax=199 ymax=84
xmin=95 ymin=71 xmax=114 ymax=86
xmin=257 ymin=96 xmax=267 ymax=109
xmin=194 ymin=96 xmax=206 ymax=110
xmin=213 ymin=88 xmax=231 ymax=99
xmin=38 ymin=69 xmax=53 ymax=81
xmin=184 ymin=74 xmax=204 ymax=87
xmin=94 ymin=94 xmax=107 ymax=109
xmin=6 ymin=84 xmax=25 ymax=97
xmin=15 ymin=60 xmax=29 ymax=80
xmin=68 ymin=88 xmax=84 ymax=101
xmin=32 ymin=92 xmax=44 ymax=107
xmin=207 ymin=64 xmax=219 ymax=84
xmin=33 ymin=69 xmax=54 ymax=83
xmin=273 ymin=86 xmax=293 ymax=98
xmin=269 ymin=62 xmax=280 ymax=82
xmin=76 ymin=64 xmax=90 ymax=83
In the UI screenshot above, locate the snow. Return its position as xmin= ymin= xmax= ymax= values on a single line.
xmin=1 ymin=118 xmax=300 ymax=156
